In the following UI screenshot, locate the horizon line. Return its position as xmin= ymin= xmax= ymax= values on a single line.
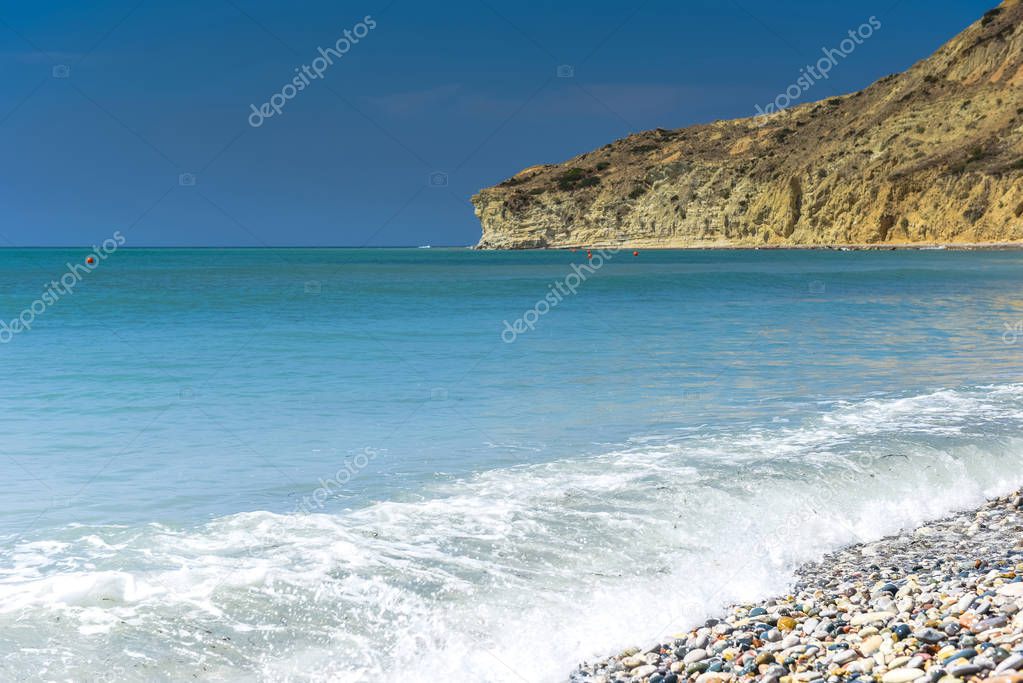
xmin=0 ymin=245 xmax=476 ymax=249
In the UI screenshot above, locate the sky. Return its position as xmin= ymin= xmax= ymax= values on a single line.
xmin=0 ymin=0 xmax=999 ymax=247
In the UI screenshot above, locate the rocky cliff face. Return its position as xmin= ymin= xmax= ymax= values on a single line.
xmin=473 ymin=1 xmax=1023 ymax=249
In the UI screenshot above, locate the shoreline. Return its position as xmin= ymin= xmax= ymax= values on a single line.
xmin=475 ymin=242 xmax=1023 ymax=252
xmin=572 ymin=490 xmax=1023 ymax=683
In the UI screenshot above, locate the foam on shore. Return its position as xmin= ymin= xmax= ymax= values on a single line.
xmin=3 ymin=385 xmax=1023 ymax=681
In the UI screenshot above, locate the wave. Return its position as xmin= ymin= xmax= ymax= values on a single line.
xmin=3 ymin=384 xmax=1023 ymax=681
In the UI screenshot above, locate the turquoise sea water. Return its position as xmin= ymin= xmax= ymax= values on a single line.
xmin=4 ymin=248 xmax=1023 ymax=681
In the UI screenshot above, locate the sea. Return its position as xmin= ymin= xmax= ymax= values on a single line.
xmin=2 ymin=247 xmax=1023 ymax=681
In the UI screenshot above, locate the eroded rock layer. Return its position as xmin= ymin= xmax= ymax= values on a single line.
xmin=473 ymin=1 xmax=1023 ymax=249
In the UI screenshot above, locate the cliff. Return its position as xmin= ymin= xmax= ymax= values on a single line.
xmin=473 ymin=1 xmax=1023 ymax=249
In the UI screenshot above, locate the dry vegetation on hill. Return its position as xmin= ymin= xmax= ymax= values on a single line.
xmin=474 ymin=1 xmax=1023 ymax=249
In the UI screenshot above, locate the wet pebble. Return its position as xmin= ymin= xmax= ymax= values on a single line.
xmin=571 ymin=489 xmax=1023 ymax=683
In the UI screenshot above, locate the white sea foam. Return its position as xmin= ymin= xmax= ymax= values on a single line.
xmin=3 ymin=385 xmax=1023 ymax=681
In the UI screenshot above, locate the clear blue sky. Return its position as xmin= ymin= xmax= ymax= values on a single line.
xmin=0 ymin=0 xmax=996 ymax=246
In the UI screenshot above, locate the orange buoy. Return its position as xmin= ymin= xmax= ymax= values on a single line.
xmin=86 ymin=256 xmax=95 ymax=264
xmin=633 ymin=251 xmax=639 ymax=256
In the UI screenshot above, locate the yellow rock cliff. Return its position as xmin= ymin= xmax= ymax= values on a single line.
xmin=473 ymin=1 xmax=1023 ymax=249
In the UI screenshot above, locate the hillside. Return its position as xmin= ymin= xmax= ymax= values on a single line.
xmin=473 ymin=1 xmax=1023 ymax=249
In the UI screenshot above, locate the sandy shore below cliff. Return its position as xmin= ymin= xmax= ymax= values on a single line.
xmin=571 ymin=490 xmax=1023 ymax=683
xmin=505 ymin=241 xmax=1023 ymax=249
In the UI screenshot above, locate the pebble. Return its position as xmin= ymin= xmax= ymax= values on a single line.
xmin=989 ymin=674 xmax=1023 ymax=683
xmin=997 ymin=654 xmax=1023 ymax=672
xmin=571 ymin=490 xmax=1023 ymax=683
xmin=882 ymin=668 xmax=926 ymax=683
xmin=690 ymin=634 xmax=711 ymax=650
xmin=949 ymin=663 xmax=985 ymax=677
xmin=860 ymin=635 xmax=884 ymax=655
xmin=892 ymin=624 xmax=912 ymax=640
xmin=915 ymin=627 xmax=945 ymax=644
xmin=955 ymin=594 xmax=978 ymax=613
xmin=632 ymin=664 xmax=658 ymax=678
xmin=621 ymin=656 xmax=644 ymax=669
xmin=998 ymin=584 xmax=1023 ymax=598
xmin=974 ymin=616 xmax=1009 ymax=633
xmin=852 ymin=611 xmax=896 ymax=626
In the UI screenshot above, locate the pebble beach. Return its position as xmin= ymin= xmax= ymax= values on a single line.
xmin=573 ymin=490 xmax=1023 ymax=683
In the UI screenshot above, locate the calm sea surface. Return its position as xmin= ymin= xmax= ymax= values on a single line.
xmin=3 ymin=248 xmax=1023 ymax=681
